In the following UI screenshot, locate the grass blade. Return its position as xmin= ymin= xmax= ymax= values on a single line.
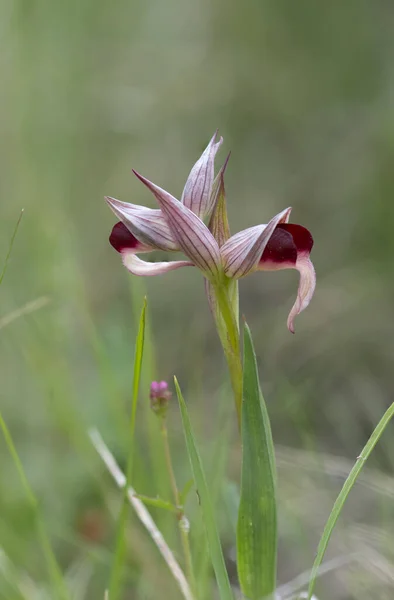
xmin=237 ymin=322 xmax=277 ymax=599
xmin=307 ymin=401 xmax=394 ymax=599
xmin=0 ymin=210 xmax=68 ymax=598
xmin=108 ymin=297 xmax=147 ymax=600
xmin=0 ymin=209 xmax=24 ymax=287
xmin=134 ymin=494 xmax=178 ymax=513
xmin=0 ymin=412 xmax=69 ymax=600
xmin=174 ymin=377 xmax=234 ymax=600
xmin=90 ymin=429 xmax=193 ymax=600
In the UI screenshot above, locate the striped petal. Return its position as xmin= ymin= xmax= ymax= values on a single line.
xmin=208 ymin=154 xmax=231 ymax=247
xmin=122 ymin=254 xmax=194 ymax=276
xmin=105 ymin=196 xmax=178 ymax=251
xmin=181 ymin=132 xmax=223 ymax=220
xmin=133 ymin=170 xmax=222 ymax=279
xmin=258 ymin=223 xmax=315 ymax=333
xmin=221 ymin=208 xmax=292 ymax=278
xmin=109 ymin=221 xmax=193 ymax=276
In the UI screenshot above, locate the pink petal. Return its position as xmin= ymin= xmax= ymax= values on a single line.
xmin=122 ymin=253 xmax=194 ymax=276
xmin=132 ymin=170 xmax=222 ymax=278
xmin=286 ymin=256 xmax=315 ymax=333
xmin=181 ymin=132 xmax=223 ymax=220
xmin=208 ymin=154 xmax=231 ymax=247
xmin=221 ymin=208 xmax=292 ymax=278
xmin=105 ymin=196 xmax=178 ymax=251
xmin=259 ymin=224 xmax=315 ymax=333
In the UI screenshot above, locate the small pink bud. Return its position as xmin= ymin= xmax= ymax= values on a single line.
xmin=150 ymin=380 xmax=172 ymax=417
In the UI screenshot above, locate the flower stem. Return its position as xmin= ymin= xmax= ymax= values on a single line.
xmin=213 ymin=281 xmax=243 ymax=427
xmin=161 ymin=419 xmax=197 ymax=598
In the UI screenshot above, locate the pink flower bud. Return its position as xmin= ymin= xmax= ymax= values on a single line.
xmin=150 ymin=381 xmax=172 ymax=417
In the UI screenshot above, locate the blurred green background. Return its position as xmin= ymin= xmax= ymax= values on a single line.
xmin=2 ymin=0 xmax=394 ymax=598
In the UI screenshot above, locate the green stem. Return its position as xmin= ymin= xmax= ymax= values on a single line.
xmin=213 ymin=281 xmax=243 ymax=427
xmin=161 ymin=419 xmax=197 ymax=598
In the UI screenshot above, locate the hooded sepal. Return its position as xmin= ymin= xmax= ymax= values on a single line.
xmin=133 ymin=170 xmax=222 ymax=279
xmin=208 ymin=155 xmax=231 ymax=248
xmin=105 ymin=196 xmax=178 ymax=251
xmin=221 ymin=207 xmax=292 ymax=279
xmin=181 ymin=132 xmax=223 ymax=221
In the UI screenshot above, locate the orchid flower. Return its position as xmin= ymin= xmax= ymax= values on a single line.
xmin=106 ymin=132 xmax=315 ymax=334
xmin=106 ymin=133 xmax=315 ymax=424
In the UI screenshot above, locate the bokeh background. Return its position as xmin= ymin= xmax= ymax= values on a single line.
xmin=1 ymin=1 xmax=394 ymax=598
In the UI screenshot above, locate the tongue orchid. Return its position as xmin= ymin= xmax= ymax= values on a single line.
xmin=106 ymin=132 xmax=315 ymax=333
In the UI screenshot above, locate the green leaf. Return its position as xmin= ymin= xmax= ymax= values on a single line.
xmin=307 ymin=401 xmax=394 ymax=599
xmin=134 ymin=494 xmax=178 ymax=513
xmin=174 ymin=377 xmax=234 ymax=600
xmin=237 ymin=322 xmax=277 ymax=600
xmin=109 ymin=298 xmax=147 ymax=600
xmin=179 ymin=478 xmax=194 ymax=506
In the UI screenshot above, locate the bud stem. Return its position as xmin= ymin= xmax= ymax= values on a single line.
xmin=160 ymin=419 xmax=197 ymax=598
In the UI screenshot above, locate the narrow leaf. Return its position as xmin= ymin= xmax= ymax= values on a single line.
xmin=109 ymin=298 xmax=147 ymax=600
xmin=174 ymin=377 xmax=234 ymax=600
xmin=134 ymin=494 xmax=178 ymax=513
xmin=307 ymin=401 xmax=394 ymax=600
xmin=179 ymin=478 xmax=195 ymax=506
xmin=237 ymin=322 xmax=277 ymax=599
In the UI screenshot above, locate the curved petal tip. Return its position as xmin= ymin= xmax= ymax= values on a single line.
xmin=122 ymin=253 xmax=194 ymax=276
xmin=258 ymin=223 xmax=315 ymax=333
xmin=287 ymin=256 xmax=316 ymax=333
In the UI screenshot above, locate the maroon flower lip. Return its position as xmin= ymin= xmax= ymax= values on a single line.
xmin=109 ymin=222 xmax=140 ymax=253
xmin=105 ymin=132 xmax=316 ymax=331
xmin=260 ymin=224 xmax=314 ymax=268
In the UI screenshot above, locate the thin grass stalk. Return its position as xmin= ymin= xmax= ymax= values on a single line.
xmin=0 ymin=412 xmax=69 ymax=600
xmin=90 ymin=428 xmax=194 ymax=600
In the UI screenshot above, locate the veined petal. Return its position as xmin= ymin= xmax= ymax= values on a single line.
xmin=181 ymin=132 xmax=223 ymax=220
xmin=221 ymin=207 xmax=292 ymax=278
xmin=109 ymin=222 xmax=193 ymax=276
xmin=122 ymin=254 xmax=194 ymax=276
xmin=105 ymin=196 xmax=178 ymax=251
xmin=258 ymin=223 xmax=315 ymax=333
xmin=208 ymin=154 xmax=231 ymax=247
xmin=133 ymin=170 xmax=222 ymax=278
xmin=286 ymin=256 xmax=315 ymax=333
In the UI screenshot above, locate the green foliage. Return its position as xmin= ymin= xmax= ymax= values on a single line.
xmin=2 ymin=1 xmax=394 ymax=598
xmin=237 ymin=323 xmax=277 ymax=599
xmin=175 ymin=377 xmax=234 ymax=600
xmin=307 ymin=401 xmax=394 ymax=599
xmin=109 ymin=298 xmax=147 ymax=600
